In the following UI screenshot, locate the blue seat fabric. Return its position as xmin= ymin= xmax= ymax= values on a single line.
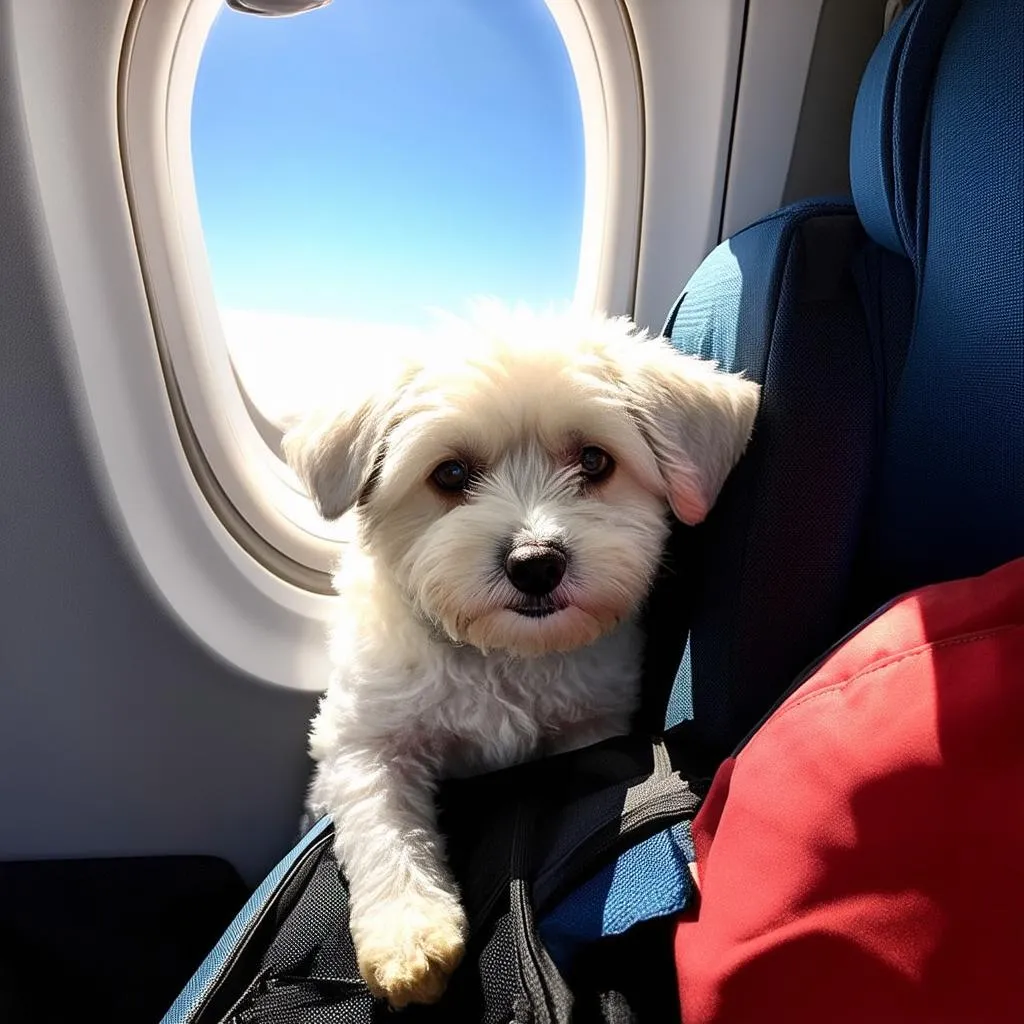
xmin=652 ymin=0 xmax=1024 ymax=759
xmin=646 ymin=203 xmax=914 ymax=747
xmin=868 ymin=0 xmax=1024 ymax=599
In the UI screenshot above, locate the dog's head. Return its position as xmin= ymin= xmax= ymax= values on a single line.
xmin=283 ymin=306 xmax=759 ymax=657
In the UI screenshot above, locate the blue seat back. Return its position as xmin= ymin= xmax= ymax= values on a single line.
xmin=650 ymin=0 xmax=1024 ymax=760
xmin=858 ymin=0 xmax=1024 ymax=599
xmin=646 ymin=204 xmax=913 ymax=754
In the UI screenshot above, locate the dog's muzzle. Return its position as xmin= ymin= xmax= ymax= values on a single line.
xmin=504 ymin=543 xmax=567 ymax=598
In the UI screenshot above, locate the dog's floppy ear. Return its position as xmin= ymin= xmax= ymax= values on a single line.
xmin=281 ymin=397 xmax=392 ymax=521
xmin=624 ymin=340 xmax=760 ymax=525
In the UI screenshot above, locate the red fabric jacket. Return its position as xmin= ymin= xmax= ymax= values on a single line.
xmin=677 ymin=557 xmax=1024 ymax=1023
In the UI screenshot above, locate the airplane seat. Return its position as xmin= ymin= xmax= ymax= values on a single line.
xmin=647 ymin=0 xmax=1024 ymax=766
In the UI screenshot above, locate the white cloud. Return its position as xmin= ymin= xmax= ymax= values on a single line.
xmin=218 ymin=298 xmax=580 ymax=430
xmin=219 ymin=308 xmax=424 ymax=427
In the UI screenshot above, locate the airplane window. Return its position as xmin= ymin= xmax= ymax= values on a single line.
xmin=192 ymin=0 xmax=585 ymax=427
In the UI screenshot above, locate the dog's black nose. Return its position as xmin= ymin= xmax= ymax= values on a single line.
xmin=504 ymin=544 xmax=567 ymax=596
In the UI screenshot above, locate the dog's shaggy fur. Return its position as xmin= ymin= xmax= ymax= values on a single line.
xmin=283 ymin=305 xmax=759 ymax=1007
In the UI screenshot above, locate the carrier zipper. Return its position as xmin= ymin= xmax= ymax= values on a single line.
xmin=511 ymin=747 xmax=703 ymax=1023
xmin=510 ymin=805 xmax=575 ymax=1024
xmin=468 ymin=740 xmax=702 ymax=929
xmin=191 ymin=823 xmax=335 ymax=1023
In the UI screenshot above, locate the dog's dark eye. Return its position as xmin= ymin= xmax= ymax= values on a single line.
xmin=579 ymin=446 xmax=614 ymax=482
xmin=431 ymin=459 xmax=470 ymax=492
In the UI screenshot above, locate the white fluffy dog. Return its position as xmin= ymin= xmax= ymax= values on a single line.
xmin=283 ymin=305 xmax=759 ymax=1008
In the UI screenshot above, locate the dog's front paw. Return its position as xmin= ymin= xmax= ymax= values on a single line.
xmin=354 ymin=894 xmax=467 ymax=1008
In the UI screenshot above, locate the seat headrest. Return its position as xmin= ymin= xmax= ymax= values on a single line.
xmin=850 ymin=0 xmax=962 ymax=259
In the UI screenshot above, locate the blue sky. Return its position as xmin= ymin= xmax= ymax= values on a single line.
xmin=191 ymin=0 xmax=584 ymax=327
